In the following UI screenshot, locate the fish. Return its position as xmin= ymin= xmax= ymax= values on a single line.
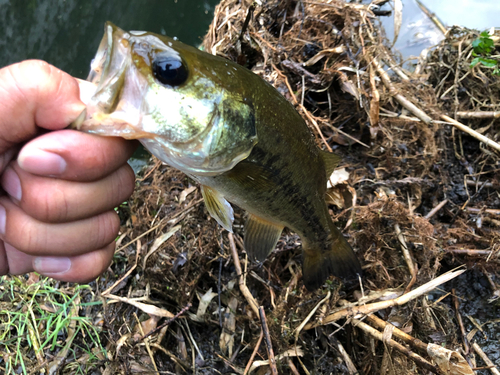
xmin=75 ymin=22 xmax=362 ymax=291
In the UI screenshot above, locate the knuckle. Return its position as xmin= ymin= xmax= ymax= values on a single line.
xmin=74 ymin=244 xmax=114 ymax=283
xmin=123 ymin=165 xmax=137 ymax=196
xmin=13 ymin=215 xmax=41 ymax=254
xmin=28 ymin=183 xmax=68 ymax=223
xmin=111 ymin=165 xmax=136 ymax=202
xmin=93 ymin=212 xmax=119 ymax=248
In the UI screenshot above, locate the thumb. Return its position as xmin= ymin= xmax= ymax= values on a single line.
xmin=0 ymin=60 xmax=85 ymax=154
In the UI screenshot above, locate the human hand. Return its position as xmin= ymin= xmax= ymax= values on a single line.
xmin=0 ymin=60 xmax=138 ymax=283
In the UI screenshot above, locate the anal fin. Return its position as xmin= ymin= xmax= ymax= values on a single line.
xmin=244 ymin=214 xmax=284 ymax=262
xmin=201 ymin=186 xmax=234 ymax=232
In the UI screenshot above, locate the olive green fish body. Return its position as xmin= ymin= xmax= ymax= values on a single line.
xmin=196 ymin=80 xmax=360 ymax=289
xmin=78 ymin=22 xmax=361 ymax=290
xmin=197 ymin=87 xmax=326 ymax=236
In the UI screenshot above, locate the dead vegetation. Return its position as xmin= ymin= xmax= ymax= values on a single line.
xmin=1 ymin=1 xmax=499 ymax=374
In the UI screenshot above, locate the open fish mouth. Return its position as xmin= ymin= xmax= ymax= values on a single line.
xmin=72 ymin=22 xmax=148 ymax=139
xmin=87 ymin=22 xmax=129 ymax=113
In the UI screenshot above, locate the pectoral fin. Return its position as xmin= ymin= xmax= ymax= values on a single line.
xmin=244 ymin=214 xmax=284 ymax=261
xmin=201 ymin=186 xmax=234 ymax=232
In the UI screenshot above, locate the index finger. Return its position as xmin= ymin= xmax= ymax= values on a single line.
xmin=18 ymin=129 xmax=138 ymax=181
xmin=0 ymin=60 xmax=85 ymax=154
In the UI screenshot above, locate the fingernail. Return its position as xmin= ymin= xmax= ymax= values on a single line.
xmin=65 ymin=103 xmax=87 ymax=125
xmin=33 ymin=257 xmax=71 ymax=274
xmin=69 ymin=107 xmax=87 ymax=130
xmin=2 ymin=167 xmax=22 ymax=201
xmin=18 ymin=148 xmax=67 ymax=176
xmin=0 ymin=205 xmax=5 ymax=235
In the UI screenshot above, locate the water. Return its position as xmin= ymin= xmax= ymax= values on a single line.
xmin=377 ymin=0 xmax=499 ymax=60
xmin=0 ymin=0 xmax=220 ymax=78
xmin=2 ymin=0 xmax=499 ymax=76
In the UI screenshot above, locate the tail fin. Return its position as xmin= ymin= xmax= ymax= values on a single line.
xmin=302 ymin=222 xmax=361 ymax=291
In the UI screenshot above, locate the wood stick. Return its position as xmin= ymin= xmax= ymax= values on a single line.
xmin=472 ymin=342 xmax=500 ymax=375
xmin=259 ymin=306 xmax=278 ymax=375
xmin=466 ymin=180 xmax=494 ymax=188
xmin=372 ymin=58 xmax=432 ymax=124
xmin=243 ymin=330 xmax=264 ymax=375
xmin=287 ymin=358 xmax=301 ymax=375
xmin=415 ymin=0 xmax=447 ymax=34
xmin=425 ymin=199 xmax=448 ymax=219
xmin=228 ymin=233 xmax=260 ymax=318
xmin=452 ymin=289 xmax=469 ymax=354
xmin=352 ymin=318 xmax=444 ymax=375
xmin=333 ymin=337 xmax=359 ymax=374
xmin=441 ymin=115 xmax=500 ymax=152
xmin=456 ymin=111 xmax=500 ymax=119
xmin=103 ymin=240 xmax=142 ymax=296
xmin=395 ymin=224 xmax=416 ymax=286
xmin=465 ymin=207 xmax=500 ymax=216
xmin=304 ymin=269 xmax=465 ymax=330
xmin=294 ymin=291 xmax=330 ymax=342
xmin=365 ymin=314 xmax=428 ymax=352
xmin=445 ymin=249 xmax=493 ymax=256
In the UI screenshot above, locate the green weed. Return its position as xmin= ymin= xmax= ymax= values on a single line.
xmin=470 ymin=31 xmax=500 ymax=76
xmin=0 ymin=276 xmax=106 ymax=375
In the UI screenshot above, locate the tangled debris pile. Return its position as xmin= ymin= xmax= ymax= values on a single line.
xmin=1 ymin=1 xmax=499 ymax=374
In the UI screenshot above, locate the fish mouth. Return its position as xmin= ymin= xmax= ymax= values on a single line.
xmin=88 ymin=22 xmax=129 ymax=116
xmin=72 ymin=22 xmax=147 ymax=139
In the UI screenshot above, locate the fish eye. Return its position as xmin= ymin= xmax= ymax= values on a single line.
xmin=152 ymin=55 xmax=188 ymax=87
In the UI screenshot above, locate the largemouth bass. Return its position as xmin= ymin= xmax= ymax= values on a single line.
xmin=76 ymin=22 xmax=361 ymax=290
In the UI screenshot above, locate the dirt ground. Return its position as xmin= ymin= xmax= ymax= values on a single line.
xmin=1 ymin=1 xmax=499 ymax=374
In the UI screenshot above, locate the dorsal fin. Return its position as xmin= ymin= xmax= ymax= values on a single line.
xmin=244 ymin=214 xmax=284 ymax=262
xmin=200 ymin=185 xmax=234 ymax=232
xmin=319 ymin=150 xmax=342 ymax=177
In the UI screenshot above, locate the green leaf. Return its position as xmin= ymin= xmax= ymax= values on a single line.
xmin=484 ymin=38 xmax=494 ymax=48
xmin=478 ymin=58 xmax=498 ymax=68
xmin=470 ymin=57 xmax=481 ymax=68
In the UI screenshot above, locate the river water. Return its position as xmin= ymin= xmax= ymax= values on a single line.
xmin=0 ymin=0 xmax=220 ymax=77
xmin=378 ymin=0 xmax=499 ymax=60
xmin=0 ymin=0 xmax=497 ymax=169
xmin=1 ymin=0 xmax=498 ymax=76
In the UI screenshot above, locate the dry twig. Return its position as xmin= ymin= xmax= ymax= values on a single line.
xmin=243 ymin=330 xmax=264 ymax=375
xmin=472 ymin=342 xmax=500 ymax=375
xmin=441 ymin=114 xmax=500 ymax=152
xmin=305 ymin=269 xmax=465 ymax=329
xmin=372 ymin=58 xmax=433 ymax=123
xmin=259 ymin=306 xmax=278 ymax=375
xmin=228 ymin=233 xmax=260 ymax=317
xmin=425 ymin=199 xmax=449 ymax=219
xmin=394 ymin=224 xmax=416 ymax=287
xmin=352 ymin=318 xmax=443 ymax=375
